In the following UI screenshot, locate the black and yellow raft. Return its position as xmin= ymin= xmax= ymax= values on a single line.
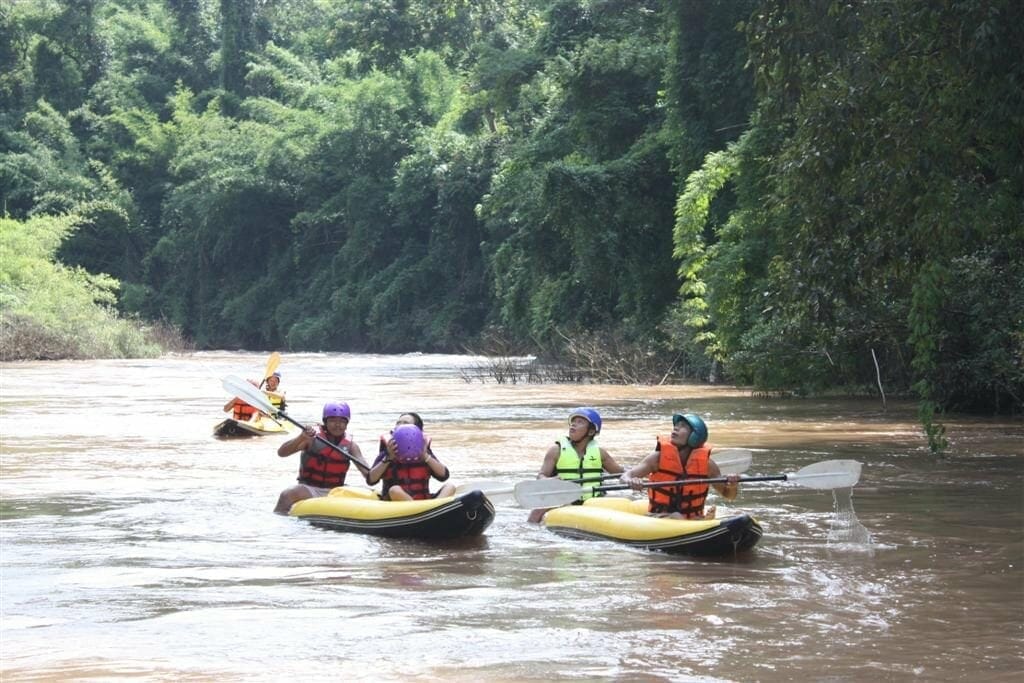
xmin=543 ymin=497 xmax=762 ymax=557
xmin=289 ymin=487 xmax=495 ymax=539
xmin=213 ymin=414 xmax=293 ymax=438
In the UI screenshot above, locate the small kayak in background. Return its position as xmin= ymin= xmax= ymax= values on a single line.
xmin=213 ymin=414 xmax=293 ymax=438
xmin=289 ymin=487 xmax=495 ymax=539
xmin=543 ymin=496 xmax=762 ymax=557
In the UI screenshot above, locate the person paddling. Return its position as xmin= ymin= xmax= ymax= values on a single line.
xmin=528 ymin=407 xmax=624 ymax=523
xmin=273 ymin=401 xmax=368 ymax=514
xmin=223 ymin=371 xmax=285 ymax=421
xmin=619 ymin=412 xmax=740 ymax=519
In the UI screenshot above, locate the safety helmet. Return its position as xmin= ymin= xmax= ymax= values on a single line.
xmin=568 ymin=407 xmax=602 ymax=434
xmin=322 ymin=401 xmax=351 ymax=420
xmin=271 ymin=371 xmax=281 ymax=378
xmin=672 ymin=413 xmax=708 ymax=447
xmin=393 ymin=424 xmax=425 ymax=463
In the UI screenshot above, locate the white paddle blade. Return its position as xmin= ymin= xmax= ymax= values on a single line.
xmin=789 ymin=459 xmax=862 ymax=489
xmin=223 ymin=375 xmax=275 ymax=414
xmin=513 ymin=478 xmax=586 ymax=509
xmin=711 ymin=449 xmax=753 ymax=475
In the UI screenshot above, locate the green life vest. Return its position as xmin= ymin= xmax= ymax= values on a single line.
xmin=554 ymin=436 xmax=604 ymax=500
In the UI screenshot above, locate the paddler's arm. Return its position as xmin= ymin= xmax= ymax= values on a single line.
xmin=619 ymin=450 xmax=659 ymax=490
xmin=708 ymin=459 xmax=739 ymax=500
xmin=424 ymin=451 xmax=449 ymax=481
xmin=345 ymin=441 xmax=371 ymax=476
xmin=599 ymin=447 xmax=624 ymax=474
xmin=277 ymin=426 xmax=315 ymax=457
xmin=536 ymin=444 xmax=560 ymax=478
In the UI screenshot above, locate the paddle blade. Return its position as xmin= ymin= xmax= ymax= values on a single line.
xmin=789 ymin=459 xmax=862 ymax=489
xmin=513 ymin=478 xmax=586 ymax=509
xmin=264 ymin=352 xmax=281 ymax=380
xmin=223 ymin=374 xmax=275 ymax=415
xmin=711 ymin=448 xmax=752 ymax=475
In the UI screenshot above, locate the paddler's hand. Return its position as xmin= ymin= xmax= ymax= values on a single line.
xmin=619 ymin=472 xmax=642 ymax=490
xmin=303 ymin=425 xmax=316 ymax=437
xmin=386 ymin=437 xmax=398 ymax=460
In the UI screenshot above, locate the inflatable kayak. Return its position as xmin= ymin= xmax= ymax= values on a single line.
xmin=213 ymin=414 xmax=292 ymax=438
xmin=542 ymin=497 xmax=762 ymax=557
xmin=289 ymin=487 xmax=495 ymax=539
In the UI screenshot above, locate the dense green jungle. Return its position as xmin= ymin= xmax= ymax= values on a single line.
xmin=1 ymin=1 xmax=1022 ymax=443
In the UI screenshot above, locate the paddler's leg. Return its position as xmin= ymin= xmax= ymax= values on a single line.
xmin=527 ymin=507 xmax=552 ymax=524
xmin=274 ymin=484 xmax=313 ymax=514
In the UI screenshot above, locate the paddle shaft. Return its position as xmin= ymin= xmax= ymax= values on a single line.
xmin=597 ymin=474 xmax=780 ymax=494
xmin=513 ymin=459 xmax=862 ymax=508
xmin=223 ymin=375 xmax=369 ymax=472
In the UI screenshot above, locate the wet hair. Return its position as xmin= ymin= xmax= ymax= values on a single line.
xmin=398 ymin=412 xmax=424 ymax=429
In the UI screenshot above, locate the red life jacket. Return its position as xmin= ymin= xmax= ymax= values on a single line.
xmin=377 ymin=433 xmax=442 ymax=500
xmin=648 ymin=436 xmax=713 ymax=518
xmin=298 ymin=428 xmax=354 ymax=488
xmin=231 ymin=399 xmax=257 ymax=421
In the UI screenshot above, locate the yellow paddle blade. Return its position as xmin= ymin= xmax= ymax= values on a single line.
xmin=263 ymin=352 xmax=281 ymax=379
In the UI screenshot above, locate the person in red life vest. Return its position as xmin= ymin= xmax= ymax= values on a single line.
xmin=223 ymin=372 xmax=285 ymax=420
xmin=528 ymin=407 xmax=625 ymax=523
xmin=272 ymin=401 xmax=368 ymax=514
xmin=619 ymin=412 xmax=740 ymax=519
xmin=366 ymin=413 xmax=455 ymax=501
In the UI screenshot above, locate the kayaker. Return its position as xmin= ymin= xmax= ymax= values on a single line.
xmin=619 ymin=412 xmax=740 ymax=519
xmin=366 ymin=413 xmax=456 ymax=501
xmin=528 ymin=407 xmax=624 ymax=523
xmin=272 ymin=401 xmax=368 ymax=514
xmin=262 ymin=371 xmax=287 ymax=412
xmin=223 ymin=372 xmax=285 ymax=419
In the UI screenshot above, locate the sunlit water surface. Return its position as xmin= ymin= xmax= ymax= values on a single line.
xmin=1 ymin=353 xmax=1022 ymax=681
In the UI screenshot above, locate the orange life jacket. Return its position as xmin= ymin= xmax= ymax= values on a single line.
xmin=298 ymin=428 xmax=354 ymax=488
xmin=231 ymin=399 xmax=257 ymax=421
xmin=648 ymin=436 xmax=713 ymax=518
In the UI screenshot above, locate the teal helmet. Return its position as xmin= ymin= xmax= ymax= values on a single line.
xmin=672 ymin=413 xmax=708 ymax=447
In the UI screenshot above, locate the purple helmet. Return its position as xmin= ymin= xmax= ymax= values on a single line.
xmin=322 ymin=401 xmax=351 ymax=420
xmin=393 ymin=424 xmax=425 ymax=463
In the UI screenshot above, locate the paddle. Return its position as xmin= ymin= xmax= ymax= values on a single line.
xmin=259 ymin=352 xmax=281 ymax=389
xmin=222 ymin=374 xmax=370 ymax=472
xmin=513 ymin=459 xmax=862 ymax=509
xmin=453 ymin=449 xmax=754 ymax=500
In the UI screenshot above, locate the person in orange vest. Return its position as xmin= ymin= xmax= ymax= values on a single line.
xmin=222 ymin=372 xmax=285 ymax=420
xmin=222 ymin=378 xmax=261 ymax=421
xmin=619 ymin=412 xmax=740 ymax=519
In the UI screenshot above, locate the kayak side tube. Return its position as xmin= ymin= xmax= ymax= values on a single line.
xmin=289 ymin=487 xmax=495 ymax=539
xmin=543 ymin=497 xmax=762 ymax=557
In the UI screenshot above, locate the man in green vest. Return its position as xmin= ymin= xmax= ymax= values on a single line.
xmin=528 ymin=407 xmax=624 ymax=523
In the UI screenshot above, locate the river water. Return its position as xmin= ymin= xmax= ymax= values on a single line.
xmin=1 ymin=352 xmax=1021 ymax=681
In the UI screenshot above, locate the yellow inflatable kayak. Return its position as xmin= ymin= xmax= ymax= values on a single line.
xmin=289 ymin=487 xmax=495 ymax=539
xmin=543 ymin=497 xmax=762 ymax=557
xmin=213 ymin=414 xmax=293 ymax=438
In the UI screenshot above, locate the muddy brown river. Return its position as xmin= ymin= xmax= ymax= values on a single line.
xmin=1 ymin=352 xmax=1021 ymax=681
